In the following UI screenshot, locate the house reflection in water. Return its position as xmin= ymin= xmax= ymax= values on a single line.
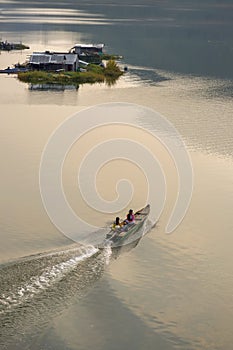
xmin=29 ymin=83 xmax=79 ymax=91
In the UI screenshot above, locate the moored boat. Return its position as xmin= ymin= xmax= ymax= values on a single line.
xmin=0 ymin=67 xmax=29 ymax=74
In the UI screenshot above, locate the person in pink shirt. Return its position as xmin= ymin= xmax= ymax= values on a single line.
xmin=125 ymin=209 xmax=135 ymax=224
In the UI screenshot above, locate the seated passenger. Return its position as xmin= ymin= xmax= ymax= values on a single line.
xmin=112 ymin=217 xmax=123 ymax=229
xmin=124 ymin=209 xmax=135 ymax=224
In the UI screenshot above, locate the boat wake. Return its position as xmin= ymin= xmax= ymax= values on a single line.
xmin=123 ymin=63 xmax=170 ymax=86
xmin=0 ymin=220 xmax=153 ymax=349
xmin=102 ymin=242 xmax=113 ymax=265
xmin=143 ymin=218 xmax=157 ymax=235
xmin=0 ymin=244 xmax=108 ymax=349
xmin=0 ymin=245 xmax=98 ymax=315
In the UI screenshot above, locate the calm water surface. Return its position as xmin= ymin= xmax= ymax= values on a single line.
xmin=0 ymin=1 xmax=233 ymax=349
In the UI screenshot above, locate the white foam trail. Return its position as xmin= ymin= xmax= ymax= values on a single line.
xmin=103 ymin=244 xmax=113 ymax=265
xmin=0 ymin=245 xmax=98 ymax=314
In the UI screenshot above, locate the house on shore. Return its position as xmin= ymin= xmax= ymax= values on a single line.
xmin=70 ymin=43 xmax=104 ymax=55
xmin=69 ymin=44 xmax=104 ymax=64
xmin=29 ymin=52 xmax=79 ymax=71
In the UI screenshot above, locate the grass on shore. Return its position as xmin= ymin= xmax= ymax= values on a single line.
xmin=18 ymin=60 xmax=123 ymax=86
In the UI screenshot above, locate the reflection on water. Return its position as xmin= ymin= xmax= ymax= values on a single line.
xmin=29 ymin=83 xmax=79 ymax=91
xmin=0 ymin=3 xmax=107 ymax=25
xmin=1 ymin=8 xmax=103 ymax=17
xmin=0 ymin=0 xmax=233 ymax=349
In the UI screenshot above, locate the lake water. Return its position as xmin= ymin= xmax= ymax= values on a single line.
xmin=0 ymin=1 xmax=233 ymax=349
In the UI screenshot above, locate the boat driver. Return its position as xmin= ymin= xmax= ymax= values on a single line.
xmin=125 ymin=209 xmax=135 ymax=224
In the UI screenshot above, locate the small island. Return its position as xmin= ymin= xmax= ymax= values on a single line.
xmin=18 ymin=60 xmax=123 ymax=87
xmin=0 ymin=40 xmax=30 ymax=51
xmin=15 ymin=43 xmax=124 ymax=87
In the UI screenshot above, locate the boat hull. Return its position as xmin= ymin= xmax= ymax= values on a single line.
xmin=0 ymin=68 xmax=29 ymax=74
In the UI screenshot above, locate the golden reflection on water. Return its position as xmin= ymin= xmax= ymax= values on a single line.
xmin=0 ymin=54 xmax=233 ymax=262
xmin=1 ymin=42 xmax=233 ymax=349
xmin=0 ymin=2 xmax=233 ymax=349
xmin=63 ymin=124 xmax=178 ymax=227
xmin=2 ymin=8 xmax=103 ymax=17
xmin=105 ymin=150 xmax=233 ymax=349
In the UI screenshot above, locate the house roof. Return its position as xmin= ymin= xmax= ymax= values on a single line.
xmin=30 ymin=53 xmax=51 ymax=64
xmin=30 ymin=52 xmax=78 ymax=65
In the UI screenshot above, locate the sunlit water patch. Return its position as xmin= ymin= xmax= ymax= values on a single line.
xmin=0 ymin=4 xmax=107 ymax=25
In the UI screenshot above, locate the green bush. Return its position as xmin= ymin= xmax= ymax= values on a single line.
xmin=104 ymin=60 xmax=123 ymax=78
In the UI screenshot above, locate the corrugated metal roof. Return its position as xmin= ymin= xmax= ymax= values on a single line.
xmin=50 ymin=55 xmax=64 ymax=63
xmin=62 ymin=54 xmax=78 ymax=64
xmin=30 ymin=54 xmax=51 ymax=64
xmin=30 ymin=52 xmax=78 ymax=65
